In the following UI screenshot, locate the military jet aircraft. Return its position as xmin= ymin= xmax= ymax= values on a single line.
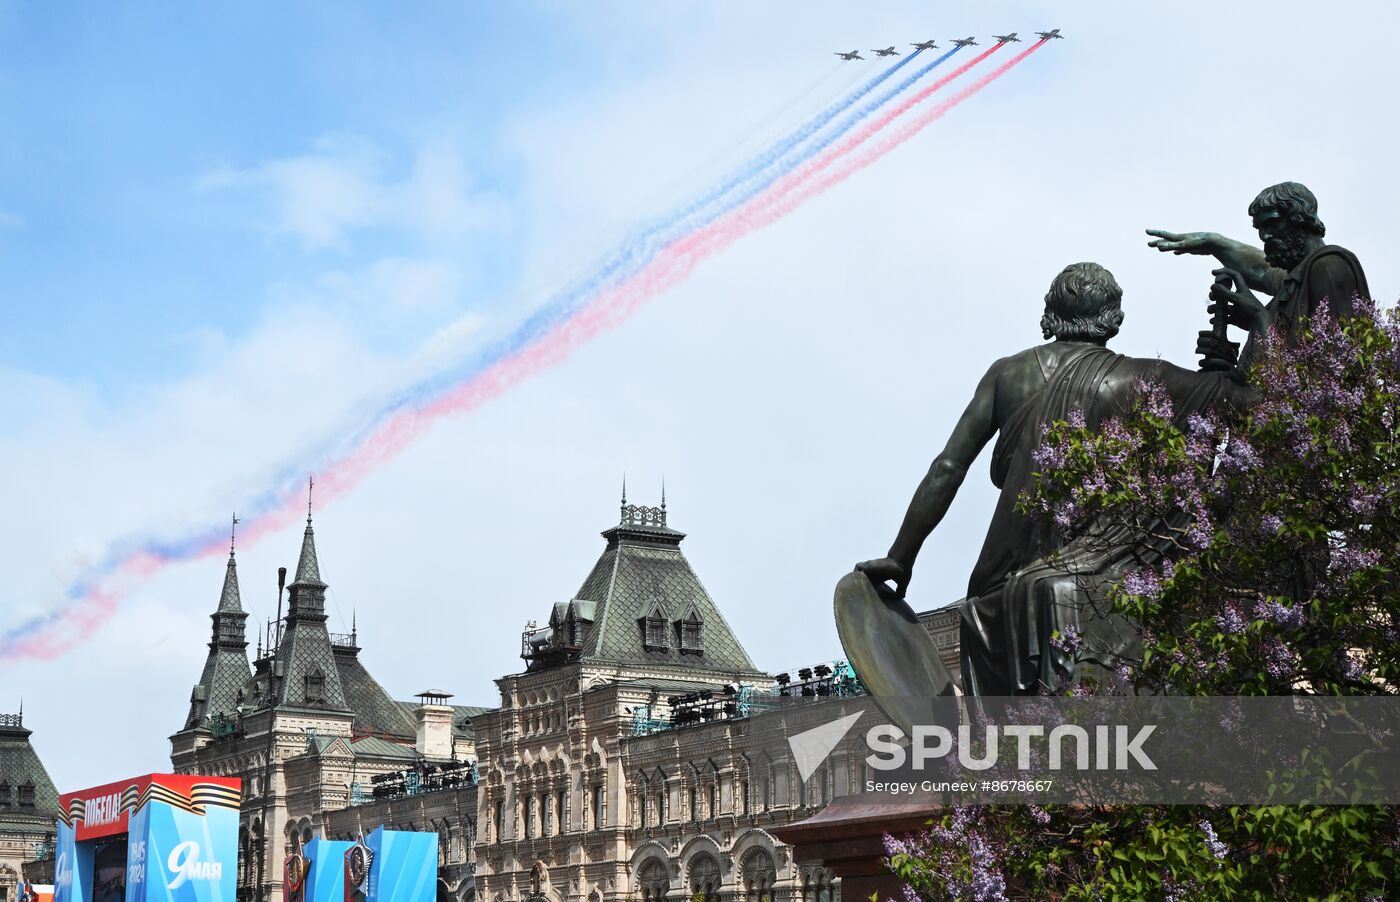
xmin=1036 ymin=29 xmax=1063 ymax=40
xmin=872 ymin=46 xmax=900 ymax=57
xmin=911 ymin=39 xmax=939 ymax=51
xmin=950 ymin=37 xmax=978 ymax=47
xmin=834 ymin=50 xmax=865 ymax=60
xmin=994 ymin=32 xmax=1022 ymax=43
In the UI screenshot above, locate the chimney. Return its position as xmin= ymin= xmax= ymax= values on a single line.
xmin=414 ymin=690 xmax=455 ymax=760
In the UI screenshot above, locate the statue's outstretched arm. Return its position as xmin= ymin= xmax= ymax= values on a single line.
xmin=1145 ymin=229 xmax=1283 ymax=295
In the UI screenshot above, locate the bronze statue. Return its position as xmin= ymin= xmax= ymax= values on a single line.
xmin=1148 ymin=181 xmax=1368 ymax=369
xmin=849 ymin=263 xmax=1254 ymax=703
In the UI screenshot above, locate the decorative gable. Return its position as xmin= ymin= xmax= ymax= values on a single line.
xmin=675 ymin=603 xmax=704 ymax=654
xmin=640 ymin=599 xmax=670 ymax=651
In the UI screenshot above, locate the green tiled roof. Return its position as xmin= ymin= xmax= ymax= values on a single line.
xmin=555 ymin=506 xmax=762 ymax=676
xmin=185 ymin=553 xmax=252 ymax=729
xmin=273 ymin=518 xmax=349 ymax=712
xmin=0 ymin=718 xmax=60 ymax=827
xmin=349 ymin=735 xmax=419 ymax=761
xmin=336 ymin=649 xmax=416 ymax=740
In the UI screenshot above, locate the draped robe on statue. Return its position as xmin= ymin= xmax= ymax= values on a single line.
xmin=959 ymin=344 xmax=1251 ymax=696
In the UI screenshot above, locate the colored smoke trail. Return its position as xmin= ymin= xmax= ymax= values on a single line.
xmin=311 ymin=46 xmax=1049 ymax=533
xmin=247 ymin=47 xmax=973 ymax=508
xmin=720 ymin=41 xmax=1046 ymax=235
xmin=2 ymin=41 xmax=1046 ymax=666
xmin=398 ymin=48 xmax=962 ymax=410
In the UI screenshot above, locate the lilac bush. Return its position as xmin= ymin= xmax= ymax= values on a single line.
xmin=886 ymin=301 xmax=1400 ymax=899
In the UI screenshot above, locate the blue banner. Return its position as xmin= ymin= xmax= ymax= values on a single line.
xmin=365 ymin=830 xmax=435 ymax=902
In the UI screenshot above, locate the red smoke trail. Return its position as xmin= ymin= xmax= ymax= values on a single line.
xmin=4 ymin=40 xmax=1047 ymax=667
xmin=728 ymin=40 xmax=1048 ymax=233
xmin=741 ymin=43 xmax=1005 ymax=216
xmin=319 ymin=45 xmax=1051 ymax=511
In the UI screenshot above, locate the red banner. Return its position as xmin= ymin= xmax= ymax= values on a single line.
xmin=57 ymin=774 xmax=241 ymax=841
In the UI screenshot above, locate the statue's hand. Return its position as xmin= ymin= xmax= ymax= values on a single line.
xmin=1209 ymin=267 xmax=1271 ymax=331
xmin=1146 ymin=229 xmax=1220 ymax=256
xmin=855 ymin=557 xmax=910 ymax=600
xmin=1196 ymin=330 xmax=1239 ymax=373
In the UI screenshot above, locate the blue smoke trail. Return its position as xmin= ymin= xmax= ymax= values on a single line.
xmin=178 ymin=48 xmax=967 ymax=542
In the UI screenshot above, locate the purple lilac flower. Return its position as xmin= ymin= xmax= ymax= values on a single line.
xmin=1329 ymin=545 xmax=1382 ymax=575
xmin=1121 ymin=567 xmax=1163 ymax=599
xmin=1261 ymin=636 xmax=1299 ymax=681
xmin=1215 ymin=603 xmax=1246 ymax=636
xmin=1220 ymin=436 xmax=1261 ymax=473
xmin=1217 ymin=699 xmax=1243 ymax=735
xmin=1163 ymin=879 xmax=1197 ymax=902
xmin=1049 ymin=625 xmax=1081 ymax=655
xmin=1254 ymin=598 xmax=1305 ymax=627
xmin=1199 ymin=819 xmax=1228 ymax=860
xmin=1260 ymin=514 xmax=1283 ymax=534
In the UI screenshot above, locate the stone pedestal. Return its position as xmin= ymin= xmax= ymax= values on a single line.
xmin=771 ymin=795 xmax=935 ymax=902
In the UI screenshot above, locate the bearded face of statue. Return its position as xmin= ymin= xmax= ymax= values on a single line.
xmin=1254 ymin=208 xmax=1314 ymax=271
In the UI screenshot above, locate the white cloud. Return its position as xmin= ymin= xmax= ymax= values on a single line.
xmin=197 ymin=135 xmax=504 ymax=250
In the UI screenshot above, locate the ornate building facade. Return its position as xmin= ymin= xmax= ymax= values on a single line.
xmin=467 ymin=498 xmax=874 ymax=902
xmin=0 ymin=710 xmax=59 ymax=902
xmin=175 ymin=496 xmax=961 ymax=902
xmin=169 ymin=516 xmax=482 ymax=902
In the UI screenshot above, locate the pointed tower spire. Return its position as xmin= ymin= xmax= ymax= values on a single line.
xmin=351 ymin=609 xmax=358 ymax=645
xmin=184 ymin=536 xmax=253 ymax=731
xmin=661 ymin=477 xmax=667 ymax=511
xmin=218 ymin=538 xmax=244 ymax=614
xmin=294 ymin=477 xmax=324 ymax=586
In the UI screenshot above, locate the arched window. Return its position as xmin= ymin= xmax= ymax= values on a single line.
xmin=689 ymin=854 xmax=721 ymax=902
xmin=638 ymin=858 xmax=669 ymax=902
xmin=741 ymin=849 xmax=777 ymax=902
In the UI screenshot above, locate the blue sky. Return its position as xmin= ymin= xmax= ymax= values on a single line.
xmin=4 ymin=1 xmax=1399 ymax=789
xmin=0 ymin=3 xmax=680 ymax=386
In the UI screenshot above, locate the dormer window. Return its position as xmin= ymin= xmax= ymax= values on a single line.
xmin=18 ymin=782 xmax=34 ymax=808
xmin=676 ymin=604 xmax=704 ymax=653
xmin=304 ymin=669 xmax=326 ymax=704
xmin=640 ymin=599 xmax=669 ymax=650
